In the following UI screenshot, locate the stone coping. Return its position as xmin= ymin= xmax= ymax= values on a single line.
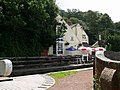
xmin=96 ymin=51 xmax=120 ymax=69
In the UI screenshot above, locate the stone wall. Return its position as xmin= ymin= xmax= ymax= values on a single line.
xmin=94 ymin=51 xmax=120 ymax=90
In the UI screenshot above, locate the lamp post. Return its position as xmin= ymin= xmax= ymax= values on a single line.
xmin=98 ymin=34 xmax=102 ymax=47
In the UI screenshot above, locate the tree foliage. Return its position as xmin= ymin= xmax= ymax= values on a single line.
xmin=60 ymin=9 xmax=120 ymax=51
xmin=114 ymin=22 xmax=120 ymax=30
xmin=103 ymin=30 xmax=120 ymax=51
xmin=60 ymin=9 xmax=115 ymax=44
xmin=0 ymin=0 xmax=58 ymax=56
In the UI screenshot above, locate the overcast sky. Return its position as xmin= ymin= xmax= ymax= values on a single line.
xmin=56 ymin=0 xmax=120 ymax=22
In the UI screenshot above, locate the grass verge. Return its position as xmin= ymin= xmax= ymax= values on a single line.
xmin=48 ymin=70 xmax=78 ymax=80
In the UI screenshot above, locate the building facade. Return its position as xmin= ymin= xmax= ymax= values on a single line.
xmin=48 ymin=15 xmax=89 ymax=56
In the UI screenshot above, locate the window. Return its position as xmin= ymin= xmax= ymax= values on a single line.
xmin=70 ymin=36 xmax=74 ymax=41
xmin=57 ymin=42 xmax=64 ymax=55
xmin=82 ymin=35 xmax=86 ymax=39
xmin=58 ymin=50 xmax=63 ymax=54
xmin=56 ymin=37 xmax=64 ymax=55
xmin=56 ymin=38 xmax=63 ymax=41
xmin=58 ymin=43 xmax=63 ymax=49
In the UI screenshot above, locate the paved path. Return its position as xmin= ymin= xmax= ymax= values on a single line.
xmin=48 ymin=68 xmax=93 ymax=90
xmin=0 ymin=67 xmax=93 ymax=90
xmin=0 ymin=74 xmax=55 ymax=90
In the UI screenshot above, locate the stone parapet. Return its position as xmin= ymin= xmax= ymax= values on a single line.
xmin=95 ymin=51 xmax=120 ymax=90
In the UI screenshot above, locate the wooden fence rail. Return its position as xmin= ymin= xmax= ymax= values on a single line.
xmin=0 ymin=56 xmax=93 ymax=76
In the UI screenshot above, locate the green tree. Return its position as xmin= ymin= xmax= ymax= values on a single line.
xmin=114 ymin=21 xmax=120 ymax=30
xmin=69 ymin=17 xmax=80 ymax=24
xmin=60 ymin=9 xmax=120 ymax=51
xmin=60 ymin=9 xmax=115 ymax=45
xmin=103 ymin=30 xmax=120 ymax=51
xmin=0 ymin=0 xmax=59 ymax=56
xmin=97 ymin=13 xmax=114 ymax=32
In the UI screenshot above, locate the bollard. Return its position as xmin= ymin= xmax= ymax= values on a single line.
xmin=0 ymin=59 xmax=12 ymax=76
